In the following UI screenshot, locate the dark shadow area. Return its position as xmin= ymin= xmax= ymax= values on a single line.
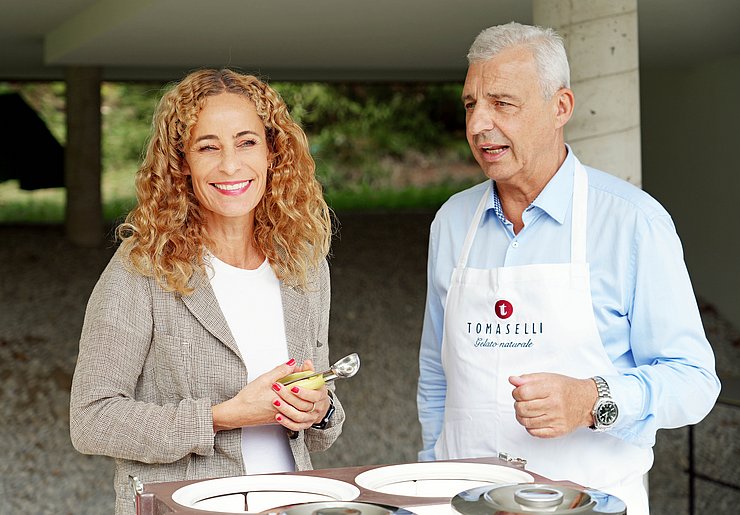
xmin=0 ymin=93 xmax=64 ymax=190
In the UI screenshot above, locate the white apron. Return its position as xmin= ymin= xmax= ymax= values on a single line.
xmin=435 ymin=160 xmax=653 ymax=514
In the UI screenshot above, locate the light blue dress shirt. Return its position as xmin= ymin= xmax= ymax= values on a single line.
xmin=417 ymin=148 xmax=720 ymax=461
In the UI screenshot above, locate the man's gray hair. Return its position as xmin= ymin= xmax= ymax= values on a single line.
xmin=467 ymin=22 xmax=570 ymax=98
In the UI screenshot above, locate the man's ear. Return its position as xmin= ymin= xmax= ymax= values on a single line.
xmin=553 ymin=87 xmax=575 ymax=129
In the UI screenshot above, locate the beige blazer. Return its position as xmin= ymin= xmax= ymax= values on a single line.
xmin=70 ymin=247 xmax=344 ymax=515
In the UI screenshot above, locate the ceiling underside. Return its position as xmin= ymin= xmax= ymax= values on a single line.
xmin=1 ymin=0 xmax=739 ymax=82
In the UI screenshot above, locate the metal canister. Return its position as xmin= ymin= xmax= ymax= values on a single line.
xmin=451 ymin=483 xmax=627 ymax=514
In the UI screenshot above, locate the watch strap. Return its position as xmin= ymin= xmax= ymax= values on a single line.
xmin=311 ymin=393 xmax=335 ymax=430
xmin=593 ymin=375 xmax=611 ymax=399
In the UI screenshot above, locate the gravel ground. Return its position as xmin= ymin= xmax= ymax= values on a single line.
xmin=1 ymin=215 xmax=738 ymax=514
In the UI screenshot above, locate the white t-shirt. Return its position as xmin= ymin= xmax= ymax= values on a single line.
xmin=208 ymin=254 xmax=296 ymax=474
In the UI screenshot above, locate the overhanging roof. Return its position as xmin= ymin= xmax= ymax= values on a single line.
xmin=1 ymin=0 xmax=739 ymax=82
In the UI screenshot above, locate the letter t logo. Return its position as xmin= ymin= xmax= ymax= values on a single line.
xmin=494 ymin=299 xmax=513 ymax=319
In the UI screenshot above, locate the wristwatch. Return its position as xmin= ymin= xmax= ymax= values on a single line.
xmin=311 ymin=392 xmax=336 ymax=430
xmin=590 ymin=376 xmax=618 ymax=431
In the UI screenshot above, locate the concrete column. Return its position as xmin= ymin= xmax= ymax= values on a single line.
xmin=533 ymin=0 xmax=641 ymax=185
xmin=64 ymin=66 xmax=103 ymax=247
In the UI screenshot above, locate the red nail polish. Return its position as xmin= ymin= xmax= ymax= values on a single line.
xmin=272 ymin=383 xmax=281 ymax=392
xmin=273 ymin=399 xmax=281 ymax=407
xmin=286 ymin=358 xmax=296 ymax=366
xmin=291 ymin=386 xmax=300 ymax=393
xmin=276 ymin=415 xmax=283 ymax=421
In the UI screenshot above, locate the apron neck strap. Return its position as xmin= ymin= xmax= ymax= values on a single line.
xmin=456 ymin=183 xmax=491 ymax=269
xmin=571 ymin=159 xmax=588 ymax=264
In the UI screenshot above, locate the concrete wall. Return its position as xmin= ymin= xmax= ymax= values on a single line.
xmin=640 ymin=55 xmax=740 ymax=330
xmin=535 ymin=0 xmax=642 ymax=185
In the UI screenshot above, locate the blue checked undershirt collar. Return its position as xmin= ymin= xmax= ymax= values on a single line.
xmin=490 ymin=182 xmax=508 ymax=225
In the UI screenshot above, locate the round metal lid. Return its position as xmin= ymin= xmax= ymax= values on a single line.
xmin=276 ymin=501 xmax=416 ymax=515
xmin=451 ymin=483 xmax=627 ymax=514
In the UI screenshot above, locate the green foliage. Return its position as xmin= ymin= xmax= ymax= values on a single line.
xmin=0 ymin=80 xmax=477 ymax=223
xmin=274 ymin=82 xmax=468 ymax=192
xmin=0 ymin=185 xmax=65 ymax=222
xmin=101 ymin=83 xmax=164 ymax=173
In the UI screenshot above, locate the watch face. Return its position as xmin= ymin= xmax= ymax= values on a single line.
xmin=596 ymin=400 xmax=618 ymax=426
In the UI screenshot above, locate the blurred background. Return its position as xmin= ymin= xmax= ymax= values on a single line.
xmin=0 ymin=80 xmax=478 ymax=218
xmin=0 ymin=1 xmax=738 ymax=514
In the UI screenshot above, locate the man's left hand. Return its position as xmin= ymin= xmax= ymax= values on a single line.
xmin=509 ymin=373 xmax=598 ymax=438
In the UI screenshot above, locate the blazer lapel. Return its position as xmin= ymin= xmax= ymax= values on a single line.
xmin=181 ymin=272 xmax=241 ymax=359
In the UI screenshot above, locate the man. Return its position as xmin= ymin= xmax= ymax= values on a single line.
xmin=417 ymin=22 xmax=720 ymax=514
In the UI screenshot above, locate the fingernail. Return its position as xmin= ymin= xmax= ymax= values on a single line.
xmin=276 ymin=415 xmax=283 ymax=421
xmin=286 ymin=358 xmax=296 ymax=366
xmin=291 ymin=386 xmax=300 ymax=393
xmin=273 ymin=399 xmax=281 ymax=407
xmin=272 ymin=383 xmax=281 ymax=392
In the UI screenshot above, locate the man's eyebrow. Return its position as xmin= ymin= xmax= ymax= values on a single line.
xmin=461 ymin=92 xmax=520 ymax=102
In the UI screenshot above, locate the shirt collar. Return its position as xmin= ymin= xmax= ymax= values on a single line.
xmin=489 ymin=145 xmax=576 ymax=226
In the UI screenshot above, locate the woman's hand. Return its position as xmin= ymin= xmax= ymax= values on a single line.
xmin=272 ymin=359 xmax=331 ymax=431
xmin=212 ymin=359 xmax=300 ymax=432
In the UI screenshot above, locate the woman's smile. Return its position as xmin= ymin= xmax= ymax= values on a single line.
xmin=212 ymin=180 xmax=253 ymax=195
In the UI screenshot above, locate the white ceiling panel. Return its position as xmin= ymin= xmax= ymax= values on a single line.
xmin=0 ymin=0 xmax=738 ymax=81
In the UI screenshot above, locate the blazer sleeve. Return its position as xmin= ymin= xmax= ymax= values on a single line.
xmin=303 ymin=258 xmax=345 ymax=452
xmin=69 ymin=249 xmax=215 ymax=464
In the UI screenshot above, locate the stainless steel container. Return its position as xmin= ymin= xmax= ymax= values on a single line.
xmin=451 ymin=483 xmax=627 ymax=514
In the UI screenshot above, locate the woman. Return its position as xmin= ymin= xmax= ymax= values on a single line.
xmin=69 ymin=69 xmax=343 ymax=515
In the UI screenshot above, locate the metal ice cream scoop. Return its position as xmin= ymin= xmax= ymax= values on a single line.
xmin=279 ymin=353 xmax=361 ymax=386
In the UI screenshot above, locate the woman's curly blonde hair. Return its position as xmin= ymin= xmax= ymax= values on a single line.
xmin=117 ymin=69 xmax=331 ymax=295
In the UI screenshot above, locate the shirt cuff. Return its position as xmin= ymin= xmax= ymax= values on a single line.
xmin=602 ymin=373 xmax=647 ymax=443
